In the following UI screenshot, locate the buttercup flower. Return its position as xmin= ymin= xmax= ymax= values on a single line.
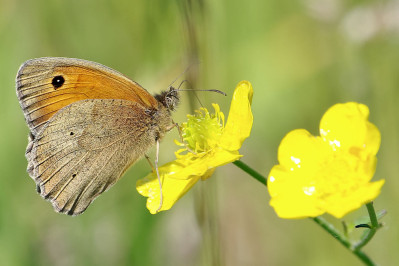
xmin=137 ymin=81 xmax=253 ymax=214
xmin=267 ymin=102 xmax=384 ymax=219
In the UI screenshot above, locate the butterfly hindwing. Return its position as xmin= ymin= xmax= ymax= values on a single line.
xmin=27 ymin=99 xmax=157 ymax=215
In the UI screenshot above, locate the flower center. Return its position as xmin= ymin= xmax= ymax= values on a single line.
xmin=181 ymin=104 xmax=224 ymax=153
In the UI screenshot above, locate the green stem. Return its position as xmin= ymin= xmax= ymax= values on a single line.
xmin=233 ymin=160 xmax=377 ymax=266
xmin=233 ymin=160 xmax=266 ymax=186
xmin=366 ymin=202 xmax=379 ymax=228
xmin=353 ymin=249 xmax=375 ymax=266
xmin=353 ymin=202 xmax=379 ymax=251
xmin=312 ymin=216 xmax=350 ymax=248
xmin=312 ymin=217 xmax=375 ymax=266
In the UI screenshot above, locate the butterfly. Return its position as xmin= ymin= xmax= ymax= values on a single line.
xmin=16 ymin=57 xmax=179 ymax=215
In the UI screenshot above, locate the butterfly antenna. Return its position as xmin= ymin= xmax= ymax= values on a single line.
xmin=177 ymin=79 xmax=190 ymax=90
xmin=175 ymin=80 xmax=227 ymax=96
xmin=176 ymin=79 xmax=203 ymax=106
xmin=171 ymin=80 xmax=227 ymax=107
xmin=177 ymin=88 xmax=227 ymax=96
xmin=167 ymin=61 xmax=200 ymax=89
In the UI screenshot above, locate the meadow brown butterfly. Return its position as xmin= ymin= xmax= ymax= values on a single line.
xmin=16 ymin=57 xmax=179 ymax=215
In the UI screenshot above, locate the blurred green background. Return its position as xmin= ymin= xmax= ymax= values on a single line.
xmin=1 ymin=0 xmax=398 ymax=265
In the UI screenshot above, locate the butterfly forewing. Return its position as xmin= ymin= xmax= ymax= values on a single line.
xmin=16 ymin=57 xmax=158 ymax=135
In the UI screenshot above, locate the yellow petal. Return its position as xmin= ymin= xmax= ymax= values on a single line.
xmin=268 ymin=165 xmax=324 ymax=219
xmin=170 ymin=148 xmax=242 ymax=180
xmin=324 ymin=179 xmax=385 ymax=218
xmin=136 ymin=161 xmax=200 ymax=214
xmin=320 ymin=102 xmax=381 ymax=158
xmin=220 ymin=81 xmax=254 ymax=151
xmin=200 ymin=168 xmax=216 ymax=181
xmin=277 ymin=129 xmax=332 ymax=174
xmin=136 ymin=148 xmax=240 ymax=213
xmin=268 ymin=131 xmax=330 ymax=218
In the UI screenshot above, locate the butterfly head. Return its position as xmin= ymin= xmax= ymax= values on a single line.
xmin=155 ymin=86 xmax=180 ymax=112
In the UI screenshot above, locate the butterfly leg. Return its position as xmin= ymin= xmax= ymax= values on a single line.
xmin=155 ymin=139 xmax=163 ymax=213
xmin=144 ymin=154 xmax=155 ymax=172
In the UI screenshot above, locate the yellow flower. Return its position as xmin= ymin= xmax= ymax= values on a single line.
xmin=136 ymin=81 xmax=253 ymax=214
xmin=267 ymin=102 xmax=385 ymax=219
